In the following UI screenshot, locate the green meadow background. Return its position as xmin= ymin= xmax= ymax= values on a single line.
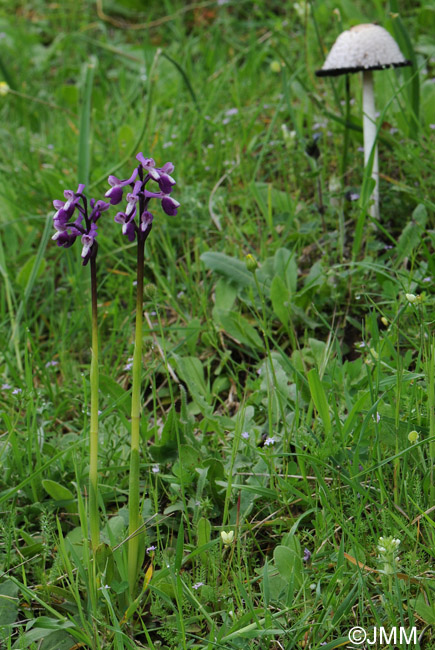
xmin=0 ymin=0 xmax=434 ymax=648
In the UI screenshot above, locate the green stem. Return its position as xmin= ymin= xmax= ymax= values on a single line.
xmin=128 ymin=237 xmax=145 ymax=596
xmin=89 ymin=256 xmax=100 ymax=551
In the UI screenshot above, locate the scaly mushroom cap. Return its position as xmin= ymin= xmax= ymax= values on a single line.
xmin=316 ymin=23 xmax=411 ymax=77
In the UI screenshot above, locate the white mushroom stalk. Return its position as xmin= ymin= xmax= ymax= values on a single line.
xmin=316 ymin=24 xmax=411 ymax=220
xmin=362 ymin=69 xmax=379 ymax=218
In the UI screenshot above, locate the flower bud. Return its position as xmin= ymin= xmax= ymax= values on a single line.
xmin=245 ymin=254 xmax=258 ymax=272
xmin=144 ymin=283 xmax=157 ymax=299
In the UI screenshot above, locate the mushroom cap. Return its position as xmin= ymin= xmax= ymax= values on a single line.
xmin=316 ymin=23 xmax=411 ymax=77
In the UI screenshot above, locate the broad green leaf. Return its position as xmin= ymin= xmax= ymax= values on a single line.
xmin=200 ymin=252 xmax=256 ymax=289
xmin=273 ymin=545 xmax=303 ymax=586
xmin=413 ymin=595 xmax=435 ymax=624
xmin=41 ymin=480 xmax=74 ymax=501
xmin=172 ymin=356 xmax=211 ymax=414
xmin=149 ymin=406 xmax=179 ymax=463
xmin=0 ymin=579 xmax=19 ymax=627
xmin=215 ymin=310 xmax=263 ymax=349
xmin=214 ymin=277 xmax=238 ymax=312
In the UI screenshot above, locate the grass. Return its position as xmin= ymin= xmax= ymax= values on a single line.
xmin=0 ymin=0 xmax=434 ymax=648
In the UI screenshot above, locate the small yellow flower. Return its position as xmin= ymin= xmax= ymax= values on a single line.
xmin=220 ymin=530 xmax=234 ymax=546
xmin=270 ymin=61 xmax=282 ymax=73
xmin=381 ymin=316 xmax=388 ymax=326
xmin=408 ymin=430 xmax=419 ymax=444
xmin=0 ymin=81 xmax=10 ymax=96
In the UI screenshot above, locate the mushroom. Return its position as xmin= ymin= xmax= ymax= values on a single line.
xmin=316 ymin=24 xmax=411 ymax=219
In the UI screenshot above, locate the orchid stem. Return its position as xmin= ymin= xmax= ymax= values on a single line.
xmin=89 ymin=256 xmax=100 ymax=551
xmin=128 ymin=235 xmax=145 ymax=596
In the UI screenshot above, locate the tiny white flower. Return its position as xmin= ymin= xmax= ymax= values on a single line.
xmin=405 ymin=293 xmax=417 ymax=304
xmin=264 ymin=437 xmax=275 ymax=446
xmin=221 ymin=530 xmax=234 ymax=546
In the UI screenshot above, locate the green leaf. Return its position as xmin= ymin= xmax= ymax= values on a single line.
xmin=307 ymin=368 xmax=331 ymax=437
xmin=149 ymin=406 xmax=179 ymax=463
xmin=16 ymin=255 xmax=46 ymax=289
xmin=41 ymin=480 xmax=74 ymax=501
xmin=214 ymin=310 xmax=263 ymax=349
xmin=172 ymin=356 xmax=211 ymax=414
xmin=197 ymin=517 xmax=211 ymax=548
xmin=273 ymin=248 xmax=297 ymax=293
xmin=99 ymin=373 xmax=131 ymax=416
xmin=0 ymin=579 xmax=19 ymax=627
xmin=413 ymin=595 xmax=435 ymax=624
xmin=200 ymin=252 xmax=256 ymax=290
xmin=395 ymin=203 xmax=427 ymax=266
xmin=214 ymin=277 xmax=238 ymax=313
xmin=273 ymin=545 xmax=303 ymax=586
xmin=270 ymin=275 xmax=291 ymax=326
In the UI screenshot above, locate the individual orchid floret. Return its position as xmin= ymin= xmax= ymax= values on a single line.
xmin=114 ymin=211 xmax=136 ymax=242
xmin=105 ymin=169 xmax=138 ymax=205
xmin=136 ymin=153 xmax=161 ymax=180
xmin=53 ymin=183 xmax=85 ymax=222
xmin=140 ymin=210 xmax=153 ymax=233
xmin=81 ymin=222 xmax=98 ymax=264
xmin=156 ymin=162 xmax=176 ymax=194
xmin=89 ymin=199 xmax=111 ymax=221
xmin=125 ymin=180 xmax=142 ymax=218
xmin=144 ymin=189 xmax=180 ymax=216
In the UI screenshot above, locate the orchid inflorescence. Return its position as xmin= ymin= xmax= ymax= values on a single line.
xmin=107 ymin=153 xmax=180 ymax=242
xmin=52 ymin=184 xmax=110 ymax=265
xmin=51 ymin=152 xmax=179 ymax=256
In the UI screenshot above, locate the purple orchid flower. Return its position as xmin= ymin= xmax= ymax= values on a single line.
xmin=110 ymin=153 xmax=179 ymax=242
xmin=52 ymin=185 xmax=111 ymax=265
xmin=105 ymin=169 xmax=138 ymax=205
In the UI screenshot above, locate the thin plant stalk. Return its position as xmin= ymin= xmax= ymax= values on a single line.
xmin=89 ymin=255 xmax=100 ymax=551
xmin=128 ymin=236 xmax=145 ymax=595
